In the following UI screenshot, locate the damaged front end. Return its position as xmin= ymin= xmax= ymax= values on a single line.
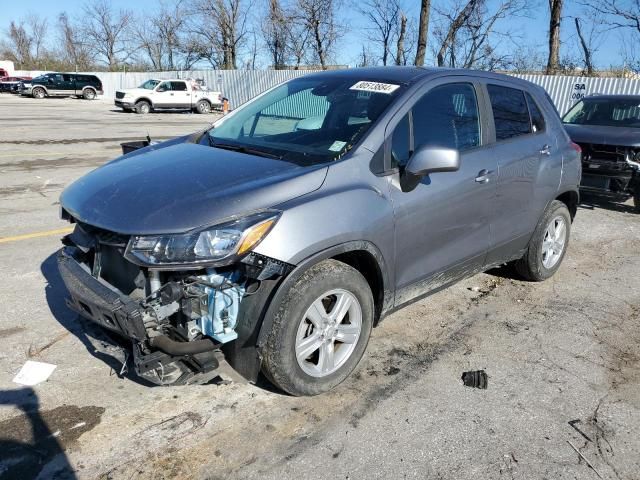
xmin=57 ymin=213 xmax=292 ymax=386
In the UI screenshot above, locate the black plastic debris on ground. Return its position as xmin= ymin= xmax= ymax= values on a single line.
xmin=461 ymin=370 xmax=488 ymax=389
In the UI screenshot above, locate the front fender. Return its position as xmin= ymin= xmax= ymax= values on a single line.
xmin=254 ymin=239 xmax=391 ymax=348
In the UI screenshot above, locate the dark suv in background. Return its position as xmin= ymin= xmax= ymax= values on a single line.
xmin=563 ymin=95 xmax=640 ymax=212
xmin=22 ymin=72 xmax=103 ymax=100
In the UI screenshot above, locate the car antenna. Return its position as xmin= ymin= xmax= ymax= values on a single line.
xmin=146 ymin=132 xmax=152 ymax=144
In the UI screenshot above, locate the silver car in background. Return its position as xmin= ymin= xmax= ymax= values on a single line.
xmin=57 ymin=67 xmax=581 ymax=395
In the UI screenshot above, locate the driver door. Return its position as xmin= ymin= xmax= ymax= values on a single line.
xmin=153 ymin=81 xmax=179 ymax=108
xmin=388 ymin=80 xmax=497 ymax=306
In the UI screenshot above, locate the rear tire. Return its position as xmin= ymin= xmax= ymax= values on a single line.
xmin=83 ymin=88 xmax=96 ymax=100
xmin=196 ymin=100 xmax=211 ymax=114
xmin=32 ymin=87 xmax=46 ymax=99
xmin=261 ymin=260 xmax=374 ymax=396
xmin=135 ymin=101 xmax=151 ymax=114
xmin=515 ymin=200 xmax=571 ymax=281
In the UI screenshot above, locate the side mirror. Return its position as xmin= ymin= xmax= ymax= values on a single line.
xmin=156 ymin=86 xmax=166 ymax=92
xmin=405 ymin=144 xmax=460 ymax=177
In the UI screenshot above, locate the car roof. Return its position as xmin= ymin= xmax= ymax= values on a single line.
xmin=296 ymin=66 xmax=543 ymax=91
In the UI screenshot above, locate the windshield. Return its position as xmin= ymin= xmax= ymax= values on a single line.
xmin=208 ymin=77 xmax=403 ymax=164
xmin=139 ymin=79 xmax=160 ymax=90
xmin=563 ymin=98 xmax=640 ymax=128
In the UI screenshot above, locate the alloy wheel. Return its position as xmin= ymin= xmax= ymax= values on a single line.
xmin=295 ymin=289 xmax=362 ymax=378
xmin=541 ymin=215 xmax=567 ymax=269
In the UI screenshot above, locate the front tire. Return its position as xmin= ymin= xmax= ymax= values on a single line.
xmin=516 ymin=200 xmax=571 ymax=281
xmin=32 ymin=87 xmax=46 ymax=99
xmin=135 ymin=100 xmax=151 ymax=114
xmin=262 ymin=260 xmax=374 ymax=396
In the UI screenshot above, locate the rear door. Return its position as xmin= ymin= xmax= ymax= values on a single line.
xmin=170 ymin=81 xmax=191 ymax=108
xmin=482 ymin=83 xmax=556 ymax=264
xmin=60 ymin=74 xmax=75 ymax=95
xmin=387 ymin=79 xmax=498 ymax=305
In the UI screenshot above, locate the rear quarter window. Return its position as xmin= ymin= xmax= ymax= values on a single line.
xmin=487 ymin=84 xmax=532 ymax=140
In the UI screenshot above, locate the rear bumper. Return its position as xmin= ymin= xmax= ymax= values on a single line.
xmin=57 ymin=248 xmax=147 ymax=341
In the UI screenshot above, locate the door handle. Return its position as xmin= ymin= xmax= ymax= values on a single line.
xmin=475 ymin=169 xmax=492 ymax=183
xmin=170 ymin=93 xmax=174 ymax=96
xmin=539 ymin=144 xmax=551 ymax=155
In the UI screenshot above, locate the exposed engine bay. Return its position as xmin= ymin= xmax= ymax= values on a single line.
xmin=58 ymin=219 xmax=292 ymax=386
xmin=578 ymin=142 xmax=640 ymax=198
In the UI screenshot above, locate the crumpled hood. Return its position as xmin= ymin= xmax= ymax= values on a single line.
xmin=61 ymin=141 xmax=328 ymax=235
xmin=564 ymin=124 xmax=640 ymax=147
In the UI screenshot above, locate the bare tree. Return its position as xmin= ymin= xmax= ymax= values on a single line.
xmin=26 ymin=14 xmax=48 ymax=61
xmin=581 ymin=0 xmax=640 ymax=34
xmin=435 ymin=0 xmax=479 ymax=67
xmin=396 ymin=12 xmax=408 ymax=65
xmin=581 ymin=0 xmax=640 ymax=72
xmin=3 ymin=21 xmax=33 ymax=67
xmin=287 ymin=21 xmax=311 ymax=68
xmin=414 ymin=0 xmax=431 ymax=65
xmin=546 ymin=0 xmax=563 ymax=74
xmin=191 ymin=0 xmax=251 ymax=69
xmin=511 ymin=46 xmax=546 ymax=73
xmin=58 ymin=13 xmax=92 ymax=70
xmin=82 ymin=0 xmax=132 ymax=68
xmin=262 ymin=0 xmax=289 ymax=69
xmin=574 ymin=17 xmax=593 ymax=75
xmin=358 ymin=0 xmax=400 ymax=66
xmin=133 ymin=0 xmax=190 ymax=70
xmin=295 ymin=0 xmax=340 ymax=69
xmin=432 ymin=0 xmax=527 ymax=70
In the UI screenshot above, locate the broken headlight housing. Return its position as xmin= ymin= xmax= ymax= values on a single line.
xmin=124 ymin=211 xmax=280 ymax=268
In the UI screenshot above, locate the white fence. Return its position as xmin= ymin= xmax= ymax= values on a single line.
xmin=15 ymin=69 xmax=640 ymax=115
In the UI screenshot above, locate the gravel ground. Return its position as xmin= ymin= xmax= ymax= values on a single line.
xmin=0 ymin=94 xmax=638 ymax=480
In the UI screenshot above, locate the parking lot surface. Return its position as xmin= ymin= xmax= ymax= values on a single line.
xmin=0 ymin=94 xmax=639 ymax=480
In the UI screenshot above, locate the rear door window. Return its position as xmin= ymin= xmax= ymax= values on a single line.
xmin=170 ymin=81 xmax=187 ymax=91
xmin=487 ymin=85 xmax=532 ymax=140
xmin=525 ymin=92 xmax=545 ymax=133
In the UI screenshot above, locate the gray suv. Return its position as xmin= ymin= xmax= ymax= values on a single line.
xmin=57 ymin=67 xmax=580 ymax=395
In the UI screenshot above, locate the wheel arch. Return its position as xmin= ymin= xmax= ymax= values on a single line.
xmin=135 ymin=97 xmax=153 ymax=107
xmin=31 ymin=84 xmax=48 ymax=95
xmin=555 ymin=189 xmax=579 ymax=221
xmin=256 ymin=240 xmax=391 ymax=348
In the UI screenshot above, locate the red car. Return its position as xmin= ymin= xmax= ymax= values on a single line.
xmin=0 ymin=76 xmax=32 ymax=93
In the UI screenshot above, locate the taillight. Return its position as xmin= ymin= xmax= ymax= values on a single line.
xmin=570 ymin=142 xmax=581 ymax=153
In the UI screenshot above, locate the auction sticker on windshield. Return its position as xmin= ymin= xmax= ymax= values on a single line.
xmin=350 ymin=81 xmax=400 ymax=94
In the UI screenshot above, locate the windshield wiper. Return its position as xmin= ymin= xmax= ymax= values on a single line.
xmin=207 ymin=137 xmax=283 ymax=160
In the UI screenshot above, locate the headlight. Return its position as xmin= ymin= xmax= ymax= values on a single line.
xmin=124 ymin=211 xmax=279 ymax=268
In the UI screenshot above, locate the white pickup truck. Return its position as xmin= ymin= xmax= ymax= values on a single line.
xmin=114 ymin=79 xmax=223 ymax=114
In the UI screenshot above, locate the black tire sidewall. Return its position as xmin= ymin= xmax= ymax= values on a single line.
xmin=526 ymin=201 xmax=571 ymax=281
xmin=263 ymin=260 xmax=374 ymax=396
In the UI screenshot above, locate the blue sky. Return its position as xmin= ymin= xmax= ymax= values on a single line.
xmin=0 ymin=0 xmax=626 ymax=69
